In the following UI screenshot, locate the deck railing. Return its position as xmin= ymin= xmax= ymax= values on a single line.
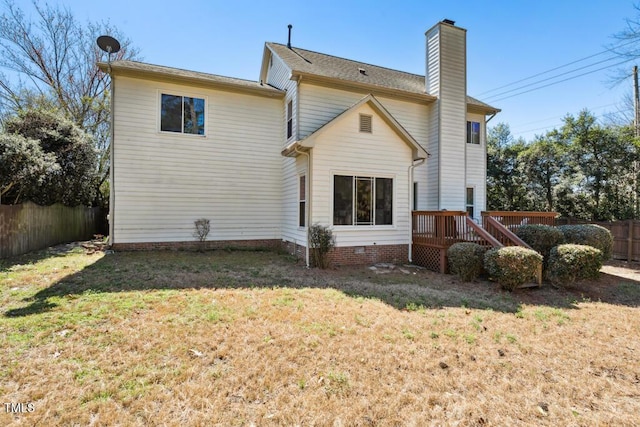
xmin=481 ymin=211 xmax=558 ymax=228
xmin=412 ymin=210 xmax=552 ymax=284
xmin=412 ymin=211 xmax=500 ymax=249
xmin=412 ymin=211 xmax=501 ymax=272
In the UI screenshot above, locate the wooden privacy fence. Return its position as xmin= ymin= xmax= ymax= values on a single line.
xmin=558 ymin=218 xmax=640 ymax=261
xmin=0 ymin=202 xmax=105 ymax=258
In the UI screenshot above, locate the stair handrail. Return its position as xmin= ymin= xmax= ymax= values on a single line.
xmin=465 ymin=217 xmax=502 ymax=248
xmin=484 ymin=216 xmax=532 ymax=249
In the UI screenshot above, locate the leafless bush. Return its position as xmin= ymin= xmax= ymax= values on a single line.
xmin=193 ymin=218 xmax=210 ymax=243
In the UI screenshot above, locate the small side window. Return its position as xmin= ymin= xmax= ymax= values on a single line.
xmin=466 ymin=187 xmax=475 ymax=217
xmin=466 ymin=121 xmax=480 ymax=144
xmin=287 ymin=100 xmax=293 ymax=139
xmin=299 ymin=175 xmax=306 ymax=227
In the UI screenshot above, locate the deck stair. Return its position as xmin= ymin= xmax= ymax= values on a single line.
xmin=412 ymin=211 xmax=557 ymax=284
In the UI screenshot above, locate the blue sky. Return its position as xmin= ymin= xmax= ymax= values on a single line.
xmin=13 ymin=0 xmax=640 ymax=141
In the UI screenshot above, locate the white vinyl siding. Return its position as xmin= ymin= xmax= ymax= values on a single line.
xmin=266 ymin=50 xmax=298 ymax=144
xmin=466 ymin=112 xmax=486 ymax=221
xmin=267 ymin=49 xmax=307 ymax=245
xmin=281 ymin=156 xmax=307 ymax=247
xmin=375 ymin=96 xmax=431 ymax=210
xmin=298 ymin=84 xmax=363 ymax=138
xmin=425 ymin=22 xmax=467 ymax=211
xmin=425 ymin=27 xmax=441 ymax=210
xmin=111 ymin=76 xmax=283 ymax=243
xmin=311 ymin=103 xmax=412 ymax=247
xmin=298 ymin=84 xmax=432 ymax=213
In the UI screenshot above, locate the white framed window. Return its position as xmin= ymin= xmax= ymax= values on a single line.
xmin=466 ymin=187 xmax=475 ymax=217
xmin=299 ymin=175 xmax=306 ymax=227
xmin=333 ymin=175 xmax=393 ymax=226
xmin=286 ymin=100 xmax=293 ymax=139
xmin=466 ymin=121 xmax=480 ymax=144
xmin=160 ymin=93 xmax=205 ymax=135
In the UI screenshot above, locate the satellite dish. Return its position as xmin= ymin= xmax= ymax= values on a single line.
xmin=97 ymin=35 xmax=121 ymax=54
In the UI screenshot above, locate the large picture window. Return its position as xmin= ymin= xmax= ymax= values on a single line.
xmin=333 ymin=175 xmax=393 ymax=226
xmin=161 ymin=94 xmax=205 ymax=135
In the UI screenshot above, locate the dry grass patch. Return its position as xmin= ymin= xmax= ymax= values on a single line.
xmin=1 ymin=246 xmax=639 ymax=426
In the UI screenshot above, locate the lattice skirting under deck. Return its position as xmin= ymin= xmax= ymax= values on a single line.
xmin=412 ymin=244 xmax=447 ymax=273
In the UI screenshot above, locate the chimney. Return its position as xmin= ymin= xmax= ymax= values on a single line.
xmin=287 ymin=24 xmax=292 ymax=49
xmin=424 ymin=20 xmax=468 ymax=211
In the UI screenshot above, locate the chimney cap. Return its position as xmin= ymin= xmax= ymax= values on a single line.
xmin=442 ymin=19 xmax=455 ymax=26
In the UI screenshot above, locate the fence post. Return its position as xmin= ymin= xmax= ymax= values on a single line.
xmin=628 ymin=219 xmax=634 ymax=262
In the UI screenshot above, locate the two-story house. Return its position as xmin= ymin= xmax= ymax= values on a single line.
xmin=100 ymin=19 xmax=499 ymax=266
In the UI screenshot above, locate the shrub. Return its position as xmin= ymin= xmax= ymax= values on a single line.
xmin=447 ymin=242 xmax=487 ymax=281
xmin=546 ymin=244 xmax=602 ymax=285
xmin=515 ymin=224 xmax=564 ymax=262
xmin=193 ymin=218 xmax=211 ymax=242
xmin=484 ymin=246 xmax=543 ymax=291
xmin=557 ymin=224 xmax=613 ymax=261
xmin=309 ymin=224 xmax=335 ymax=269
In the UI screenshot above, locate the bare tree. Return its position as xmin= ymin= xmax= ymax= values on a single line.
xmin=0 ymin=0 xmax=140 ymax=205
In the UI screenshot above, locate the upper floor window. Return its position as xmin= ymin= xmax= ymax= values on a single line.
xmin=286 ymin=100 xmax=293 ymax=139
xmin=466 ymin=121 xmax=480 ymax=144
xmin=161 ymin=94 xmax=205 ymax=135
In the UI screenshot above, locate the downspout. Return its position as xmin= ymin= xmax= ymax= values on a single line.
xmin=294 ymin=146 xmax=310 ymax=267
xmin=293 ymin=75 xmax=310 ymax=267
xmin=486 ymin=112 xmax=497 ymax=123
xmin=408 ymin=157 xmax=426 ymax=263
xmin=108 ymin=72 xmax=116 ymax=245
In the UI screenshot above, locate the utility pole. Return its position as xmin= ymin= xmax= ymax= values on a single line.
xmin=634 ymin=65 xmax=640 ymax=137
xmin=635 ymin=66 xmax=640 ymax=218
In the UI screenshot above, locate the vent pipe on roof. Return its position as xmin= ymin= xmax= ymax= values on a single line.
xmin=287 ymin=24 xmax=293 ymax=49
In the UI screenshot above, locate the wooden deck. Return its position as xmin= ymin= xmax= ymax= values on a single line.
xmin=412 ymin=211 xmax=557 ymax=281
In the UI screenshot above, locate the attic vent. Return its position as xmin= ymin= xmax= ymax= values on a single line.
xmin=359 ymin=114 xmax=372 ymax=133
xmin=358 ymin=67 xmax=367 ymax=76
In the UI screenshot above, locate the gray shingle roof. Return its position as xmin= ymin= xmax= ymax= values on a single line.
xmin=99 ymin=60 xmax=284 ymax=97
xmin=266 ymin=43 xmax=499 ymax=113
xmin=267 ymin=42 xmax=427 ymax=94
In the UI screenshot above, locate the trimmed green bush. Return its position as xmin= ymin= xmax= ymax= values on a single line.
xmin=557 ymin=224 xmax=613 ymax=261
xmin=546 ymin=244 xmax=602 ymax=285
xmin=484 ymin=246 xmax=543 ymax=291
xmin=515 ymin=224 xmax=564 ymax=262
xmin=447 ymin=242 xmax=487 ymax=281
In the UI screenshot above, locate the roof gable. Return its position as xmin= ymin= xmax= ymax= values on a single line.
xmin=282 ymin=94 xmax=428 ymax=160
